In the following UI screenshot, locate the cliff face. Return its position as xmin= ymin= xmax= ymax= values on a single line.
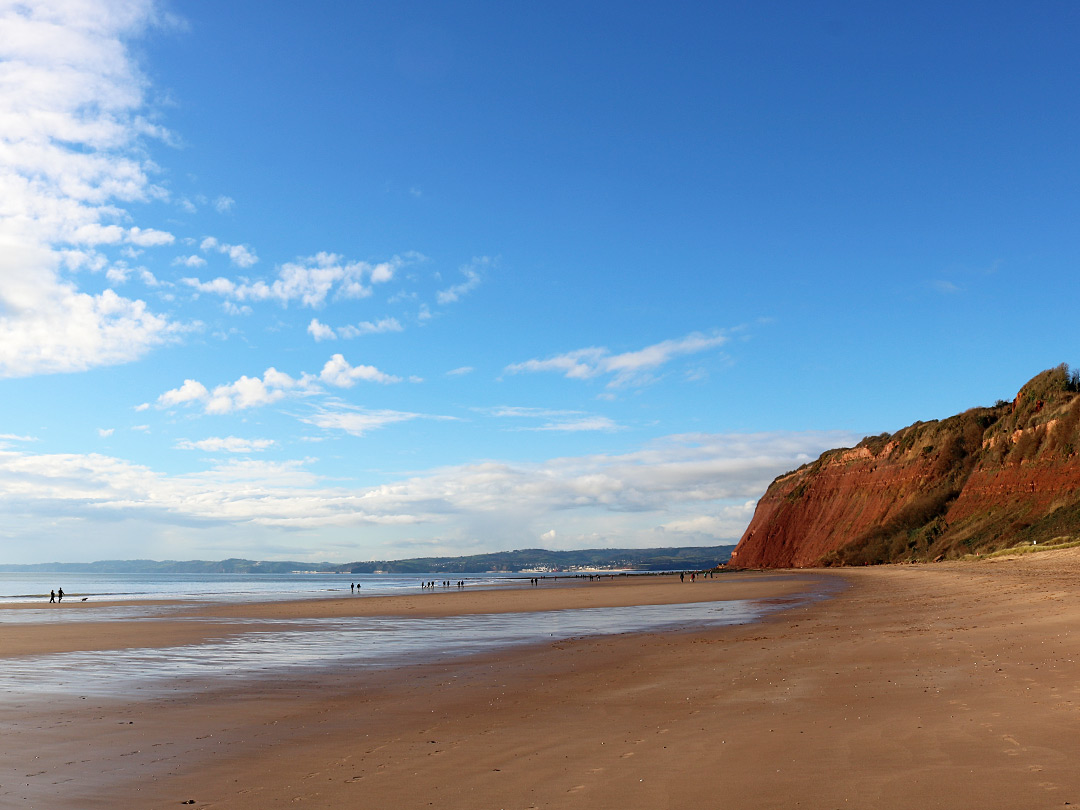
xmin=732 ymin=367 xmax=1080 ymax=568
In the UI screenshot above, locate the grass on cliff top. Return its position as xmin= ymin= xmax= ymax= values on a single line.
xmin=972 ymin=537 xmax=1080 ymax=560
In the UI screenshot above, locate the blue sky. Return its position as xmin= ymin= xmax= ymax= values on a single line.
xmin=1 ymin=1 xmax=1077 ymax=564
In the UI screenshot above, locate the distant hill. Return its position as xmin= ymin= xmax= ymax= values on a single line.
xmin=0 ymin=546 xmax=735 ymax=574
xmin=733 ymin=365 xmax=1080 ymax=568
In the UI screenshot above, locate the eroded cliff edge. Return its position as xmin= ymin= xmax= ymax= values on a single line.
xmin=732 ymin=366 xmax=1080 ymax=568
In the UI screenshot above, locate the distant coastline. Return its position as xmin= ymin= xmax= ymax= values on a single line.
xmin=0 ymin=544 xmax=735 ymax=575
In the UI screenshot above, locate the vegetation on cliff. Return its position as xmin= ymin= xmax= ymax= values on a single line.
xmin=735 ymin=365 xmax=1080 ymax=567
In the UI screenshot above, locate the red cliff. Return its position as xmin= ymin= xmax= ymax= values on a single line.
xmin=732 ymin=366 xmax=1080 ymax=568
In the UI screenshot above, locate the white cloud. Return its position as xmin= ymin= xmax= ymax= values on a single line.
xmin=436 ymin=256 xmax=489 ymax=304
xmin=126 ymin=226 xmax=174 ymax=247
xmin=158 ymin=378 xmax=209 ymax=407
xmin=309 ymin=316 xmax=403 ymax=341
xmin=0 ymin=0 xmax=183 ymax=378
xmin=213 ymin=196 xmax=235 ymax=213
xmin=173 ymin=254 xmax=207 ymax=268
xmin=182 ymin=251 xmax=417 ymax=308
xmin=307 ymin=318 xmax=336 ymax=341
xmin=301 ymin=404 xmax=438 ymax=437
xmin=175 ymin=436 xmax=276 ymax=453
xmin=481 ymin=406 xmax=620 ymax=432
xmin=532 ymin=416 xmax=619 ymax=432
xmin=97 ymin=428 xmax=114 ymax=438
xmin=505 ymin=330 xmax=729 ymax=388
xmin=337 ymin=317 xmax=403 ymax=338
xmin=932 ymin=280 xmax=961 ymax=294
xmin=447 ymin=366 xmax=474 ymax=376
xmin=200 ymin=236 xmax=258 ymax=268
xmin=205 ymin=368 xmax=316 ymax=414
xmin=0 ymin=429 xmax=860 ymax=559
xmin=157 ymin=366 xmax=320 ymax=415
xmin=319 ymin=354 xmax=401 ymax=387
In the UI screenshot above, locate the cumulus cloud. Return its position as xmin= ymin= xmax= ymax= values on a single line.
xmin=0 ymin=0 xmax=183 ymax=378
xmin=97 ymin=428 xmax=115 ymax=438
xmin=183 ymin=251 xmax=417 ymax=309
xmin=158 ymin=378 xmax=209 ymax=407
xmin=213 ymin=196 xmax=235 ymax=213
xmin=157 ymin=368 xmax=317 ymax=414
xmin=127 ymin=227 xmax=174 ymax=247
xmin=505 ymin=330 xmax=729 ymax=388
xmin=175 ymin=436 xmax=276 ymax=453
xmin=200 ymin=236 xmax=258 ymax=268
xmin=319 ymin=354 xmax=402 ymax=387
xmin=307 ymin=318 xmax=336 ymax=341
xmin=155 ymin=354 xmax=401 ymax=416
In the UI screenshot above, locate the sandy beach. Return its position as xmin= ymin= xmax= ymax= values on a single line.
xmin=4 ymin=557 xmax=1080 ymax=809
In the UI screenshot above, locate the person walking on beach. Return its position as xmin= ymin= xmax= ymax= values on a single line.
xmin=49 ymin=589 xmax=55 ymax=603
xmin=57 ymin=587 xmax=64 ymax=602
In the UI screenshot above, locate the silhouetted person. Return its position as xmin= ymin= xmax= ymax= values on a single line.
xmin=57 ymin=587 xmax=64 ymax=602
xmin=49 ymin=590 xmax=55 ymax=603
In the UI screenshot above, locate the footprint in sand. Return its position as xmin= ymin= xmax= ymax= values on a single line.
xmin=567 ymin=784 xmax=586 ymax=793
xmin=620 ymin=752 xmax=635 ymax=759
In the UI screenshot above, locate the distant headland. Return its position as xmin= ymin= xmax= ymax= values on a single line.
xmin=0 ymin=545 xmax=734 ymax=575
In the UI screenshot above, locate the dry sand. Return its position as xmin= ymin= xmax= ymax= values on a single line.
xmin=4 ymin=556 xmax=1080 ymax=809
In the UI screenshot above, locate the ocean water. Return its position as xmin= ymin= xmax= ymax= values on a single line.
xmin=0 ymin=570 xmax=540 ymax=605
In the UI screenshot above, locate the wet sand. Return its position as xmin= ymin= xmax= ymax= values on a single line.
xmin=5 ymin=557 xmax=1080 ymax=808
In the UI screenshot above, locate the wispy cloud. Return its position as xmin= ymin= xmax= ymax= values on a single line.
xmin=301 ymin=404 xmax=446 ymax=437
xmin=480 ymin=406 xmax=620 ymax=432
xmin=505 ymin=330 xmax=729 ymax=388
xmin=931 ymin=280 xmax=961 ymax=294
xmin=309 ymin=316 xmax=404 ymax=341
xmin=338 ymin=317 xmax=403 ymax=338
xmin=436 ymin=256 xmax=490 ymax=305
xmin=175 ymin=436 xmax=277 ymax=453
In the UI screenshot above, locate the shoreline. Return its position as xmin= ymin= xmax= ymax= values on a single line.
xmin=8 ymin=555 xmax=1080 ymax=808
xmin=0 ymin=571 xmax=817 ymax=658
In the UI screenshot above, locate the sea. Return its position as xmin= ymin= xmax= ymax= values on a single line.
xmin=0 ymin=570 xmax=531 ymax=605
xmin=0 ymin=570 xmax=831 ymax=700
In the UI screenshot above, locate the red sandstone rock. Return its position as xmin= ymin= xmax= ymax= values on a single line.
xmin=733 ymin=367 xmax=1080 ymax=568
